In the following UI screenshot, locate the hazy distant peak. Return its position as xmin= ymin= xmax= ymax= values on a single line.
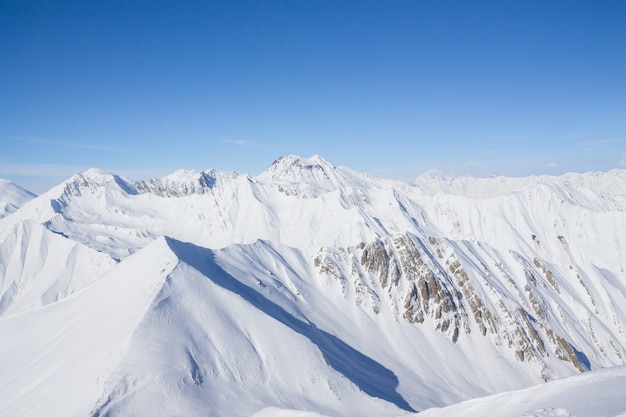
xmin=412 ymin=168 xmax=626 ymax=200
xmin=0 ymin=179 xmax=36 ymax=219
xmin=63 ymin=169 xmax=138 ymax=196
xmin=260 ymin=155 xmax=336 ymax=180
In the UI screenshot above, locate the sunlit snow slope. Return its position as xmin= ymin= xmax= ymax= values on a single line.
xmin=418 ymin=365 xmax=626 ymax=417
xmin=252 ymin=366 xmax=626 ymax=417
xmin=0 ymin=155 xmax=625 ymax=417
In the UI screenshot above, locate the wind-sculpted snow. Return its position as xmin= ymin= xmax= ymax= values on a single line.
xmin=0 ymin=155 xmax=625 ymax=416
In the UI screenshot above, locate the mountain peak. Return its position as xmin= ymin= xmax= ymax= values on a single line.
xmin=263 ymin=155 xmax=335 ymax=178
xmin=64 ymin=169 xmax=138 ymax=196
xmin=254 ymin=155 xmax=346 ymax=198
xmin=258 ymin=154 xmax=340 ymax=183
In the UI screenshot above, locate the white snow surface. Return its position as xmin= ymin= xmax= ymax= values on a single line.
xmin=418 ymin=365 xmax=626 ymax=417
xmin=0 ymin=155 xmax=625 ymax=417
xmin=252 ymin=366 xmax=626 ymax=417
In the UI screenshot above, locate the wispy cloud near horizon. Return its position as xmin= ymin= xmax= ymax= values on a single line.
xmin=0 ymin=162 xmax=87 ymax=178
xmin=2 ymin=134 xmax=128 ymax=153
xmin=577 ymin=138 xmax=626 ymax=146
xmin=75 ymin=143 xmax=128 ymax=152
xmin=225 ymin=139 xmax=252 ymax=146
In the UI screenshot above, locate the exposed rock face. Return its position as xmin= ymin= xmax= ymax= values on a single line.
xmin=314 ymin=232 xmax=599 ymax=378
xmin=360 ymin=235 xmax=465 ymax=342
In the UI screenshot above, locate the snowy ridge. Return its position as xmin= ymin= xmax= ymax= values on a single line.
xmin=0 ymin=155 xmax=625 ymax=416
xmin=0 ymin=237 xmax=177 ymax=417
xmin=0 ymin=219 xmax=116 ymax=316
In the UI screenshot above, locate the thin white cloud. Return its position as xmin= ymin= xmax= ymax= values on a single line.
xmin=577 ymin=138 xmax=626 ymax=146
xmin=0 ymin=134 xmax=60 ymax=144
xmin=226 ymin=139 xmax=252 ymax=146
xmin=482 ymin=149 xmax=495 ymax=155
xmin=547 ymin=162 xmax=558 ymax=168
xmin=463 ymin=161 xmax=478 ymax=168
xmin=494 ymin=134 xmax=525 ymax=143
xmin=1 ymin=134 xmax=127 ymax=152
xmin=620 ymin=152 xmax=626 ymax=167
xmin=0 ymin=162 xmax=87 ymax=178
xmin=75 ymin=143 xmax=127 ymax=152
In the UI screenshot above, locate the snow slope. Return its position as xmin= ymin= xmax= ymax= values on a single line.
xmin=252 ymin=366 xmax=626 ymax=417
xmin=418 ymin=365 xmax=626 ymax=417
xmin=0 ymin=238 xmax=177 ymax=416
xmin=0 ymin=219 xmax=116 ymax=316
xmin=90 ymin=238 xmax=412 ymax=417
xmin=0 ymin=155 xmax=625 ymax=416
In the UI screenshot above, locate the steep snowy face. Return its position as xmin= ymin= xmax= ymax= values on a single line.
xmin=316 ymin=232 xmax=626 ymax=381
xmin=89 ymin=238 xmax=415 ymax=417
xmin=0 ymin=179 xmax=36 ymax=219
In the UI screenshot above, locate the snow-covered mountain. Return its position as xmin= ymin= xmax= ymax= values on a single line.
xmin=1 ymin=155 xmax=625 ymax=416
xmin=0 ymin=179 xmax=35 ymax=219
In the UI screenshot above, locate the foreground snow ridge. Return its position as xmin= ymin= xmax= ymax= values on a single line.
xmin=0 ymin=155 xmax=625 ymax=417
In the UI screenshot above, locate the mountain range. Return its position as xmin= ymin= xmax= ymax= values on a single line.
xmin=1 ymin=155 xmax=625 ymax=416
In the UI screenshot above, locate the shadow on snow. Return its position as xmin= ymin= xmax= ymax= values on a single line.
xmin=166 ymin=238 xmax=416 ymax=413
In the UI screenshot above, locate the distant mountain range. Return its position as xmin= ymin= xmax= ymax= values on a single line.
xmin=1 ymin=155 xmax=625 ymax=417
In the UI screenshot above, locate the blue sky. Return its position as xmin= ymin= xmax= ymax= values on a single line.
xmin=1 ymin=1 xmax=625 ymax=193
